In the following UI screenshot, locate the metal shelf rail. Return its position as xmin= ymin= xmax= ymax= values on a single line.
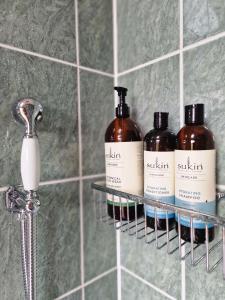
xmin=92 ymin=181 xmax=225 ymax=278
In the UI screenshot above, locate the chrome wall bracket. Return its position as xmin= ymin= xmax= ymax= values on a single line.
xmin=5 ymin=186 xmax=40 ymax=216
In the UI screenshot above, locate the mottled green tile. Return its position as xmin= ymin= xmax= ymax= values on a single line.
xmin=0 ymin=49 xmax=78 ymax=186
xmin=85 ymin=271 xmax=117 ymax=300
xmin=80 ymin=70 xmax=114 ymax=175
xmin=122 ymin=270 xmax=170 ymax=300
xmin=120 ymin=227 xmax=181 ymax=299
xmin=79 ymin=0 xmax=113 ymax=73
xmin=0 ymin=198 xmax=24 ymax=300
xmin=37 ymin=182 xmax=80 ymax=299
xmin=117 ymin=0 xmax=179 ymax=72
xmin=0 ymin=0 xmax=76 ymax=62
xmin=185 ymin=229 xmax=225 ymax=300
xmin=83 ymin=179 xmax=116 ymax=281
xmin=183 ymin=39 xmax=225 ymax=185
xmin=185 ymin=197 xmax=225 ymax=299
xmin=184 ymin=0 xmax=225 ymax=46
xmin=119 ymin=55 xmax=180 ymax=135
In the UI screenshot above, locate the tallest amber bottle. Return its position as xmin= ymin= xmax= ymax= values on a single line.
xmin=105 ymin=86 xmax=144 ymax=220
xmin=175 ymin=104 xmax=216 ymax=243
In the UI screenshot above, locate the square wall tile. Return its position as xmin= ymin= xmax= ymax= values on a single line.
xmin=0 ymin=0 xmax=76 ymax=62
xmin=184 ymin=0 xmax=225 ymax=46
xmin=80 ymin=70 xmax=114 ymax=175
xmin=83 ymin=179 xmax=116 ymax=281
xmin=120 ymin=228 xmax=181 ymax=299
xmin=117 ymin=0 xmax=179 ymax=72
xmin=37 ymin=182 xmax=80 ymax=300
xmin=79 ymin=0 xmax=113 ymax=73
xmin=184 ymin=38 xmax=225 ymax=185
xmin=0 ymin=49 xmax=79 ymax=187
xmin=119 ymin=55 xmax=180 ymax=136
xmin=122 ymin=270 xmax=170 ymax=300
xmin=85 ymin=271 xmax=117 ymax=300
xmin=185 ymin=230 xmax=225 ymax=300
xmin=185 ymin=170 xmax=225 ymax=298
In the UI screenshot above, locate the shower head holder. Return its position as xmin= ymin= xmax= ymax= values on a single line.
xmin=12 ymin=98 xmax=43 ymax=138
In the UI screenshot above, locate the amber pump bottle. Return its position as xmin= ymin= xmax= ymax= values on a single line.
xmin=105 ymin=86 xmax=144 ymax=221
xmin=144 ymin=112 xmax=176 ymax=230
xmin=175 ymin=104 xmax=216 ymax=243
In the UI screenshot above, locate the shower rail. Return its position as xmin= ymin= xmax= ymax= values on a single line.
xmin=91 ymin=181 xmax=225 ymax=278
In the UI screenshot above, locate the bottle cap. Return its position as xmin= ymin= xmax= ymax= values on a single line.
xmin=185 ymin=104 xmax=204 ymax=125
xmin=153 ymin=112 xmax=168 ymax=129
xmin=115 ymin=86 xmax=130 ymax=118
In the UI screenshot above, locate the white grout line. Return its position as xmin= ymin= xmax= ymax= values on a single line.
xmin=179 ymin=0 xmax=184 ymax=128
xmin=75 ymin=3 xmax=82 ymax=180
xmin=118 ymin=50 xmax=180 ymax=77
xmin=79 ymin=180 xmax=85 ymax=300
xmin=179 ymin=1 xmax=186 ymax=300
xmin=0 ymin=175 xmax=223 ymax=191
xmin=82 ymin=173 xmax=105 ymax=180
xmin=54 ymin=285 xmax=82 ymax=300
xmin=113 ymin=0 xmax=118 ymax=106
xmin=116 ymin=30 xmax=225 ymax=78
xmin=183 ymin=30 xmax=225 ymax=52
xmin=1 ymin=31 xmax=225 ymax=84
xmin=54 ymin=266 xmax=117 ymax=300
xmin=0 ymin=43 xmax=114 ymax=78
xmin=179 ymin=51 xmax=184 ymax=127
xmin=121 ymin=266 xmax=177 ymax=300
xmin=179 ymin=0 xmax=183 ymax=51
xmin=74 ymin=0 xmax=85 ymax=299
xmin=0 ymin=173 xmax=106 ymax=192
xmin=113 ymin=0 xmax=118 ymax=79
xmin=79 ymin=65 xmax=114 ymax=78
xmin=112 ymin=1 xmax=122 ymax=300
xmin=39 ymin=177 xmax=80 ymax=186
xmin=0 ymin=43 xmax=77 ymax=67
xmin=116 ymin=230 xmax=121 ymax=300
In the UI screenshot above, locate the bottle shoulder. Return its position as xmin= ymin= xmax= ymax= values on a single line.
xmin=105 ymin=117 xmax=142 ymax=142
xmin=177 ymin=125 xmax=215 ymax=149
xmin=144 ymin=129 xmax=176 ymax=151
xmin=144 ymin=129 xmax=175 ymax=140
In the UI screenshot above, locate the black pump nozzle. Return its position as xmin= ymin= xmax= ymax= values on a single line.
xmin=114 ymin=86 xmax=130 ymax=118
xmin=114 ymin=86 xmax=127 ymax=100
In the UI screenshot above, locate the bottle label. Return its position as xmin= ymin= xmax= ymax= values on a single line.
xmin=175 ymin=150 xmax=216 ymax=228
xmin=144 ymin=151 xmax=175 ymax=219
xmin=105 ymin=141 xmax=143 ymax=206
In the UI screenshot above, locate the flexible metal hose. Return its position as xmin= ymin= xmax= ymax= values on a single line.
xmin=20 ymin=213 xmax=37 ymax=300
xmin=20 ymin=217 xmax=28 ymax=299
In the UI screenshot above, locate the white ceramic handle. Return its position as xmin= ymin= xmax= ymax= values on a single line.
xmin=21 ymin=137 xmax=40 ymax=191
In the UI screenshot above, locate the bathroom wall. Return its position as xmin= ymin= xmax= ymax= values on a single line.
xmin=0 ymin=1 xmax=117 ymax=300
xmin=1 ymin=1 xmax=225 ymax=300
xmin=116 ymin=0 xmax=225 ymax=299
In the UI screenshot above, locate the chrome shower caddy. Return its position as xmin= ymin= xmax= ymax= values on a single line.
xmin=92 ymin=181 xmax=225 ymax=278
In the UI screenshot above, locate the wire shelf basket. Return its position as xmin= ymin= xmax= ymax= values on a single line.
xmin=91 ymin=181 xmax=225 ymax=278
